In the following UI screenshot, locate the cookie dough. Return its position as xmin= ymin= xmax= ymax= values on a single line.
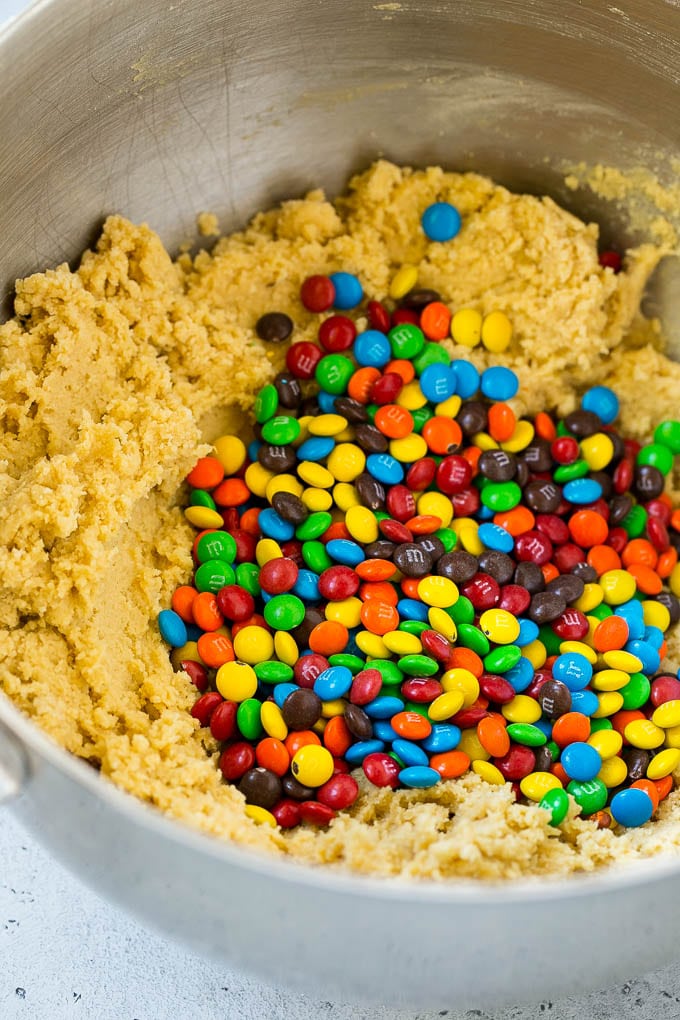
xmin=2 ymin=160 xmax=680 ymax=880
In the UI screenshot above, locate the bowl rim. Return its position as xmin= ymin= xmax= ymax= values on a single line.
xmin=2 ymin=0 xmax=54 ymax=35
xmin=4 ymin=687 xmax=680 ymax=903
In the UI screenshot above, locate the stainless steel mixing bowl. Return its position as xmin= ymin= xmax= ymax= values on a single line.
xmin=1 ymin=0 xmax=680 ymax=1009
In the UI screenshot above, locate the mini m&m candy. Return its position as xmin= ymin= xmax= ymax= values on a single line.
xmin=421 ymin=201 xmax=462 ymax=242
xmin=159 ymin=246 xmax=680 ymax=836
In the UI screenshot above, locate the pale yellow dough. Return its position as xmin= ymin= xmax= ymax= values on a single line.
xmin=2 ymin=160 xmax=680 ymax=880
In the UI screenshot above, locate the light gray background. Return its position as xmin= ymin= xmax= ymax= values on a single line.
xmin=2 ymin=1 xmax=680 ymax=1018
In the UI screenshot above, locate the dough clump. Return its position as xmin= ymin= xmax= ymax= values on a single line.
xmin=2 ymin=161 xmax=679 ymax=879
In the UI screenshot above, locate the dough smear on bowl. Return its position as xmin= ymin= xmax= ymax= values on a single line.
xmin=2 ymin=159 xmax=680 ymax=880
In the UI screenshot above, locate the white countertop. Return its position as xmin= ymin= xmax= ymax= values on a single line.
xmin=2 ymin=1 xmax=680 ymax=1017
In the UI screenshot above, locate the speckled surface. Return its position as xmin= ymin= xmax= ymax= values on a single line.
xmin=3 ymin=809 xmax=680 ymax=1019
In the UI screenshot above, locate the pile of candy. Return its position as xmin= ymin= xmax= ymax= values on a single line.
xmin=158 ymin=201 xmax=680 ymax=833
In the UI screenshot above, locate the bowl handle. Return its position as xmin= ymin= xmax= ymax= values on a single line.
xmin=0 ymin=720 xmax=29 ymax=803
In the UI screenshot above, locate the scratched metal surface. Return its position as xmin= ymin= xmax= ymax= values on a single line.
xmin=1 ymin=0 xmax=679 ymax=308
xmin=1 ymin=0 xmax=678 ymax=335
